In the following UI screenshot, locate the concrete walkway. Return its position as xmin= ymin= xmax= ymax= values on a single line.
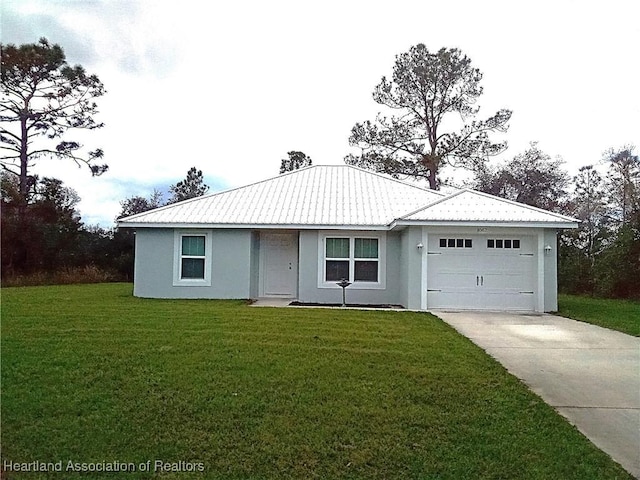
xmin=250 ymin=298 xmax=295 ymax=307
xmin=435 ymin=311 xmax=640 ymax=479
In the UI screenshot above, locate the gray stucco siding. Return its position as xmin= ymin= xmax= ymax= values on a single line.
xmin=131 ymin=225 xmax=560 ymax=312
xmin=133 ymin=228 xmax=253 ymax=299
xmin=543 ymin=229 xmax=559 ymax=312
xmin=297 ymin=230 xmax=403 ymax=306
xmin=133 ymin=228 xmax=173 ymax=297
xmin=249 ymin=231 xmax=261 ymax=299
xmin=399 ymin=227 xmax=424 ymax=310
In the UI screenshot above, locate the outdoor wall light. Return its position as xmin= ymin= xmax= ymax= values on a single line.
xmin=416 ymin=242 xmax=424 ymax=250
xmin=544 ymin=244 xmax=552 ymax=255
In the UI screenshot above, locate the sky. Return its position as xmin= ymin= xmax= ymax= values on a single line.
xmin=2 ymin=0 xmax=639 ymax=227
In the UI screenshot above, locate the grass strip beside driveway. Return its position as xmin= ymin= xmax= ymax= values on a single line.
xmin=2 ymin=284 xmax=633 ymax=479
xmin=558 ymin=294 xmax=640 ymax=337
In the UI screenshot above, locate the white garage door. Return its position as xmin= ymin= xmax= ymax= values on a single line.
xmin=426 ymin=235 xmax=536 ymax=311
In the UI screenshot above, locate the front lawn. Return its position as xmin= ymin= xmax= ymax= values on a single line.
xmin=2 ymin=284 xmax=632 ymax=479
xmin=558 ymin=294 xmax=640 ymax=336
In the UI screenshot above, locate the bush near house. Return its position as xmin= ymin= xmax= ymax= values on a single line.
xmin=1 ymin=284 xmax=632 ymax=479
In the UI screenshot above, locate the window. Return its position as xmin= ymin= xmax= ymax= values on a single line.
xmin=439 ymin=238 xmax=473 ymax=248
xmin=325 ymin=237 xmax=379 ymax=282
xmin=487 ymin=238 xmax=521 ymax=249
xmin=325 ymin=238 xmax=350 ymax=281
xmin=174 ymin=231 xmax=212 ymax=286
xmin=319 ymin=233 xmax=385 ymax=288
xmin=181 ymin=236 xmax=206 ymax=279
xmin=354 ymin=238 xmax=379 ymax=282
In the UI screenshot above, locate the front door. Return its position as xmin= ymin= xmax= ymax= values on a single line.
xmin=261 ymin=232 xmax=298 ymax=297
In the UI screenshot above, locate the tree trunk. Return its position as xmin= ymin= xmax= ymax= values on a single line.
xmin=19 ymin=113 xmax=29 ymax=205
xmin=421 ymin=154 xmax=438 ymax=190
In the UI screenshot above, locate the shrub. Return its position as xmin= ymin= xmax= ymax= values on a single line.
xmin=1 ymin=265 xmax=119 ymax=287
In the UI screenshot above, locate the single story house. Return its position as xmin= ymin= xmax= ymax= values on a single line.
xmin=117 ymin=165 xmax=578 ymax=312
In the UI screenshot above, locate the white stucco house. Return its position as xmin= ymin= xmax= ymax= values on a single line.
xmin=117 ymin=165 xmax=578 ymax=312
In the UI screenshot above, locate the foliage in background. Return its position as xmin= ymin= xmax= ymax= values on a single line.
xmin=167 ymin=166 xmax=209 ymax=204
xmin=118 ymin=189 xmax=164 ymax=218
xmin=469 ymin=141 xmax=639 ymax=299
xmin=559 ymin=146 xmax=640 ymax=298
xmin=0 ymin=38 xmax=107 ymax=203
xmin=1 ymin=172 xmax=133 ymax=282
xmin=345 ymin=44 xmax=511 ymax=189
xmin=280 ymin=150 xmax=312 ymax=174
xmin=1 ymin=165 xmax=214 ymax=284
xmin=474 ymin=142 xmax=569 ymax=212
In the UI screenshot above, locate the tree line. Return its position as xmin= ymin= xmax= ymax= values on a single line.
xmin=0 ymin=167 xmax=209 ymax=283
xmin=2 ymin=38 xmax=638 ymax=298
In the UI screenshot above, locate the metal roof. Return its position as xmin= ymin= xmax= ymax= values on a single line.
xmin=117 ymin=166 xmax=578 ymax=229
xmin=118 ymin=165 xmax=443 ymax=228
xmin=396 ymin=189 xmax=578 ymax=227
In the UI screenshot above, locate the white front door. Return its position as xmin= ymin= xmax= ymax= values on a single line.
xmin=426 ymin=235 xmax=536 ymax=311
xmin=261 ymin=232 xmax=298 ymax=297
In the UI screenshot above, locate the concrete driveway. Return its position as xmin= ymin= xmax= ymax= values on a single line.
xmin=435 ymin=311 xmax=640 ymax=478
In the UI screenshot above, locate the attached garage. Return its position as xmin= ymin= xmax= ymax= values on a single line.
xmin=395 ymin=189 xmax=578 ymax=312
xmin=426 ymin=234 xmax=537 ymax=311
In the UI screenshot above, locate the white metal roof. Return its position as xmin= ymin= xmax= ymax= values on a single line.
xmin=396 ymin=189 xmax=578 ymax=227
xmin=117 ymin=166 xmax=578 ymax=229
xmin=118 ymin=165 xmax=443 ymax=228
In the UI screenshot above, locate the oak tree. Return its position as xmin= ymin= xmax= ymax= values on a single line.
xmin=474 ymin=143 xmax=568 ymax=212
xmin=118 ymin=190 xmax=164 ymax=218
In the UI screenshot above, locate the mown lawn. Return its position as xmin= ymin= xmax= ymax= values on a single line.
xmin=2 ymin=284 xmax=633 ymax=479
xmin=558 ymin=294 xmax=640 ymax=337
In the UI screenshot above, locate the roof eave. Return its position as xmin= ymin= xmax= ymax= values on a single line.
xmin=116 ymin=221 xmax=392 ymax=231
xmin=119 ymin=219 xmax=579 ymax=230
xmin=391 ymin=220 xmax=579 ymax=229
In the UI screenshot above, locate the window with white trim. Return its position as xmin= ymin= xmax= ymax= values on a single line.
xmin=173 ymin=231 xmax=212 ymax=286
xmin=320 ymin=234 xmax=384 ymax=288
xmin=325 ymin=238 xmax=350 ymax=281
xmin=181 ymin=236 xmax=206 ymax=279
xmin=354 ymin=238 xmax=379 ymax=281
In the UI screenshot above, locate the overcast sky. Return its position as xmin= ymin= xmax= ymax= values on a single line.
xmin=2 ymin=0 xmax=639 ymax=226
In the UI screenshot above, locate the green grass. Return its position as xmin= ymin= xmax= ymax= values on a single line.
xmin=558 ymin=294 xmax=640 ymax=336
xmin=2 ymin=284 xmax=633 ymax=479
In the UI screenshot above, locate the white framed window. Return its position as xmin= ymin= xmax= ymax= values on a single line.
xmin=318 ymin=232 xmax=386 ymax=289
xmin=173 ymin=230 xmax=212 ymax=286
